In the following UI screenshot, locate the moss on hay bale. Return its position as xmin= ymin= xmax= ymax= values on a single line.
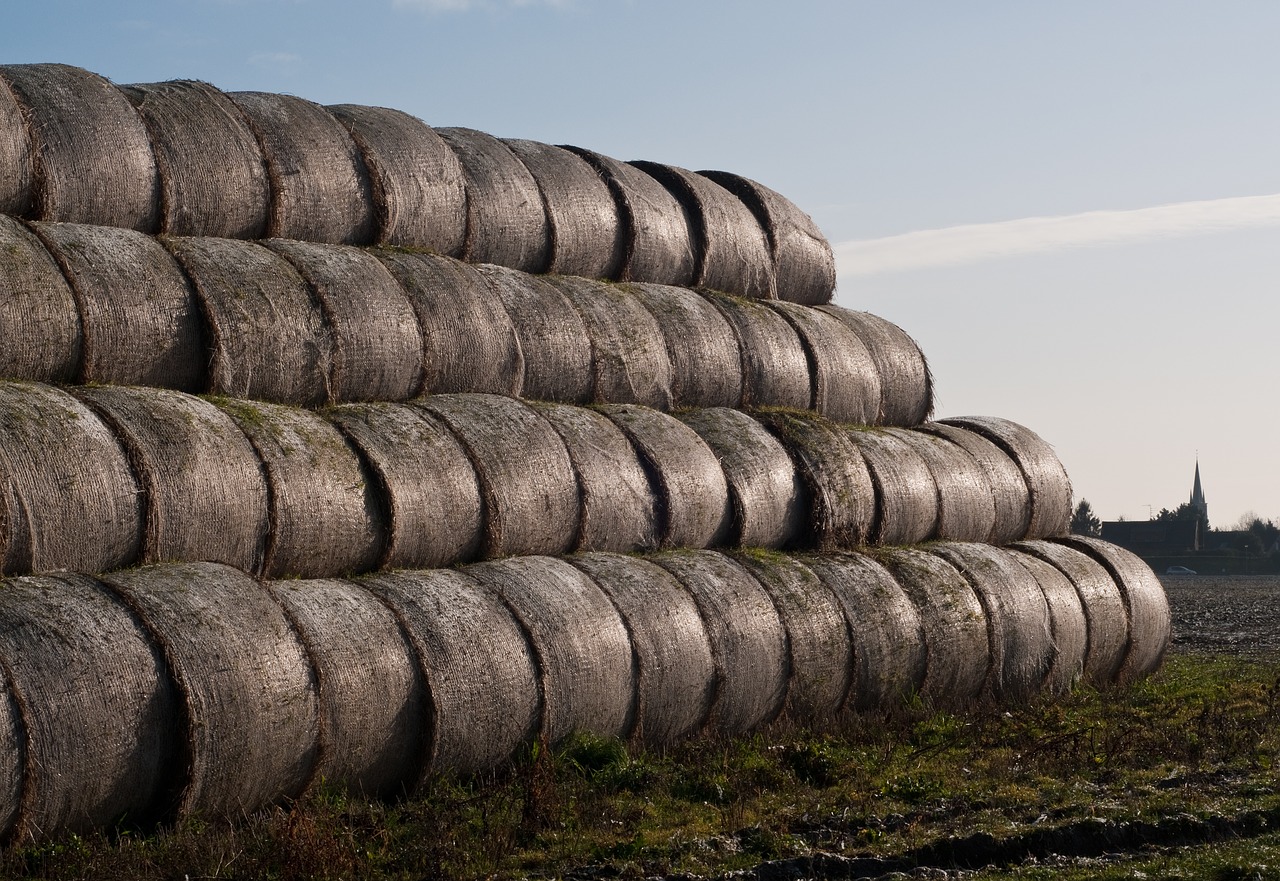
xmin=845 ymin=428 xmax=939 ymax=545
xmin=882 ymin=428 xmax=996 ymax=543
xmin=767 ymin=302 xmax=880 ymax=424
xmin=0 ymin=76 xmax=31 ymax=217
xmin=1007 ymin=549 xmax=1088 ymax=694
xmin=0 ymin=216 xmax=81 ymax=382
xmin=817 ymin=306 xmax=933 ymax=425
xmin=916 ymin=421 xmax=1032 ymax=543
xmin=626 ymin=282 xmax=744 ymax=409
xmin=701 ymin=292 xmax=811 ymax=410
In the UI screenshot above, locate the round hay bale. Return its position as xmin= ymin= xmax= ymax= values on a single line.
xmin=730 ymin=551 xmax=852 ymax=721
xmin=503 ymin=138 xmax=624 ymax=279
xmin=0 ymin=573 xmax=177 ymax=836
xmin=701 ymin=291 xmax=811 ymax=410
xmin=626 ymin=282 xmax=744 ymax=409
xmin=121 ymin=80 xmax=270 ymax=238
xmin=0 ymin=216 xmax=81 ymax=382
xmin=529 ymin=403 xmax=660 ymax=552
xmin=164 ymin=236 xmax=332 ymax=405
xmin=929 ymin=543 xmax=1055 ymax=703
xmin=32 ymin=222 xmax=205 ymax=390
xmin=766 ymin=302 xmax=880 ymax=424
xmin=542 ymin=275 xmax=673 ymax=409
xmin=267 ymin=578 xmax=424 ymax=797
xmin=650 ymin=551 xmax=788 ymax=735
xmin=1007 ymin=550 xmax=1088 ymax=694
xmin=267 ymin=239 xmax=425 ymax=403
xmin=228 ymin=91 xmax=374 ymax=244
xmin=436 ymin=127 xmax=550 ymax=273
xmin=801 ymin=552 xmax=926 ymax=712
xmin=0 ymin=76 xmax=31 ymax=217
xmin=474 ymin=264 xmax=592 ymax=404
xmin=0 ymin=64 xmax=158 ymax=231
xmin=817 ymin=306 xmax=933 ymax=426
xmin=216 ymin=400 xmax=385 ymax=578
xmin=939 ymin=416 xmax=1072 ymax=538
xmin=678 ymin=408 xmax=805 ymax=549
xmin=74 ymin=386 xmax=268 ymax=573
xmin=0 ymin=381 xmax=142 ymax=575
xmin=753 ymin=410 xmax=874 ymax=549
xmin=876 ymin=549 xmax=990 ymax=709
xmin=0 ymin=662 xmax=21 ymax=840
xmin=563 ymin=147 xmax=696 ymax=286
xmin=697 ymin=170 xmax=836 ymax=306
xmin=469 ymin=556 xmax=634 ymax=743
xmin=99 ymin=563 xmax=320 ymax=819
xmin=327 ymin=104 xmax=466 ymax=255
xmin=416 ymin=394 xmax=580 ymax=559
xmin=360 ymin=569 xmax=538 ymax=777
xmin=916 ymin=422 xmax=1032 ymax=544
xmin=630 ymin=161 xmax=774 ymax=300
xmin=1054 ymin=536 xmax=1171 ymax=684
xmin=882 ymin=428 xmax=996 ymax=543
xmin=597 ymin=404 xmax=731 ymax=549
xmin=326 ymin=403 xmax=482 ymax=569
xmin=568 ymin=552 xmax=714 ymax=746
xmin=845 ymin=428 xmax=939 ymax=546
xmin=376 ymin=250 xmax=523 ymax=396
xmin=1011 ymin=539 xmax=1129 ymax=686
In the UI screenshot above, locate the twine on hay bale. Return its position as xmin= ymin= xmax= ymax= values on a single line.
xmin=0 ymin=381 xmax=142 ymax=575
xmin=121 ymin=80 xmax=269 ymax=239
xmin=326 ymin=403 xmax=482 ymax=569
xmin=568 ymin=552 xmax=714 ymax=746
xmin=436 ymin=127 xmax=550 ymax=273
xmin=1007 ymin=549 xmax=1088 ymax=694
xmin=0 ymin=64 xmax=158 ymax=231
xmin=845 ymin=428 xmax=939 ymax=546
xmin=164 ymin=236 xmax=331 ymax=405
xmin=32 ymin=222 xmax=204 ymax=390
xmin=916 ymin=421 xmax=1032 ymax=544
xmin=882 ymin=427 xmax=996 ymax=543
xmin=0 ymin=76 xmax=31 ymax=216
xmin=99 ymin=563 xmax=319 ymax=819
xmin=74 ymin=386 xmax=268 ymax=573
xmin=503 ymin=138 xmax=625 ymax=279
xmin=267 ymin=239 xmax=425 ymax=403
xmin=0 ymin=216 xmax=81 ymax=382
xmin=627 ymin=282 xmax=744 ymax=409
xmin=767 ymin=301 xmax=880 ymax=424
xmin=817 ymin=306 xmax=934 ymax=426
xmin=228 ymin=91 xmax=374 ymax=244
xmin=702 ymin=292 xmax=811 ymax=410
xmin=327 ymin=104 xmax=466 ymax=255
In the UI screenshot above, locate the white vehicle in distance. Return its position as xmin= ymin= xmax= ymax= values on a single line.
xmin=1165 ymin=565 xmax=1197 ymax=575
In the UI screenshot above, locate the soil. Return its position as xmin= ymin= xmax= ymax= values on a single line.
xmin=1161 ymin=573 xmax=1280 ymax=655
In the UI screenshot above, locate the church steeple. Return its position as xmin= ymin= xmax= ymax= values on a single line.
xmin=1190 ymin=460 xmax=1207 ymax=520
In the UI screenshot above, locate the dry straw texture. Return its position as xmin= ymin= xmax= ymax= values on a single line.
xmin=1007 ymin=549 xmax=1089 ymax=694
xmin=768 ymin=301 xmax=880 ymax=424
xmin=916 ymin=421 xmax=1032 ymax=543
xmin=0 ymin=76 xmax=31 ymax=216
xmin=0 ymin=215 xmax=81 ymax=382
xmin=702 ymin=292 xmax=811 ymax=410
xmin=627 ymin=282 xmax=744 ymax=409
xmin=817 ymin=306 xmax=934 ymax=425
xmin=846 ymin=428 xmax=939 ymax=546
xmin=121 ymin=80 xmax=270 ymax=238
xmin=0 ymin=663 xmax=20 ymax=840
xmin=883 ymin=427 xmax=996 ymax=543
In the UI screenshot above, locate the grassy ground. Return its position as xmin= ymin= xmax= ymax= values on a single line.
xmin=3 ymin=652 xmax=1278 ymax=880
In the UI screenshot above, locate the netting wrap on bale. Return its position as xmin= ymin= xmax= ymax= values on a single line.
xmin=1006 ymin=549 xmax=1088 ymax=693
xmin=702 ymin=292 xmax=811 ymax=410
xmin=883 ymin=427 xmax=996 ymax=543
xmin=917 ymin=422 xmax=1032 ymax=544
xmin=627 ymin=282 xmax=744 ymax=409
xmin=846 ymin=428 xmax=938 ymax=546
xmin=768 ymin=301 xmax=881 ymax=424
xmin=0 ymin=77 xmax=30 ymax=217
xmin=0 ymin=215 xmax=81 ymax=382
xmin=817 ymin=306 xmax=933 ymax=426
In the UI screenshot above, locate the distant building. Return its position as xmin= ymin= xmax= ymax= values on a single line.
xmin=1189 ymin=459 xmax=1207 ymax=547
xmin=1100 ymin=460 xmax=1207 ymax=556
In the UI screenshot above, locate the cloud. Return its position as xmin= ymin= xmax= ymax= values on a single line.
xmin=834 ymin=193 xmax=1280 ymax=277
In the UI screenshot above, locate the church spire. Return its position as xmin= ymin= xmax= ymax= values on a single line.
xmin=1190 ymin=459 xmax=1207 ymax=516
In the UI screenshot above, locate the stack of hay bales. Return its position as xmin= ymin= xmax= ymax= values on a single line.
xmin=0 ymin=63 xmax=1171 ymax=840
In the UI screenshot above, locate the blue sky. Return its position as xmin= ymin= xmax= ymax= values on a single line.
xmin=4 ymin=1 xmax=1279 ymax=527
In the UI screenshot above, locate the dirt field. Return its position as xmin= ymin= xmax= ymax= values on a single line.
xmin=1161 ymin=573 xmax=1280 ymax=655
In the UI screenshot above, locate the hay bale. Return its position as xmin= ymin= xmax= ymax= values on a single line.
xmin=568 ymin=553 xmax=714 ymax=746
xmin=267 ymin=239 xmax=425 ymax=403
xmin=360 ymin=569 xmax=538 ymax=777
xmin=0 ymin=77 xmax=31 ymax=216
xmin=32 ymin=222 xmax=204 ymax=390
xmin=326 ymin=403 xmax=482 ymax=569
xmin=0 ymin=662 xmax=20 ymax=840
xmin=629 ymin=162 xmax=774 ymax=300
xmin=543 ymin=275 xmax=673 ymax=408
xmin=0 ymin=382 xmax=142 ymax=575
xmin=436 ymin=127 xmax=550 ymax=273
xmin=0 ymin=573 xmax=177 ymax=835
xmin=627 ymin=282 xmax=744 ymax=409
xmin=597 ymin=405 xmax=731 ymax=549
xmin=74 ymin=386 xmax=268 ymax=572
xmin=882 ymin=428 xmax=996 ymax=543
xmin=939 ymin=416 xmax=1072 ymax=538
xmin=563 ymin=147 xmax=696 ymax=286
xmin=99 ymin=563 xmax=319 ymax=819
xmin=0 ymin=216 xmax=81 ymax=382
xmin=475 ymin=264 xmax=592 ymax=404
xmin=1007 ymin=550 xmax=1088 ymax=694
xmin=817 ymin=306 xmax=933 ymax=425
xmin=916 ymin=422 xmax=1032 ymax=544
xmin=767 ymin=302 xmax=880 ymax=424
xmin=503 ymin=138 xmax=624 ymax=279
xmin=417 ymin=395 xmax=579 ymax=559
xmin=121 ymin=80 xmax=270 ymax=238
xmin=701 ymin=292 xmax=811 ymax=410
xmin=651 ymin=551 xmax=788 ymax=735
xmin=845 ymin=428 xmax=939 ymax=546
xmin=679 ymin=408 xmax=805 ymax=548
xmin=0 ymin=64 xmax=158 ymax=231
xmin=228 ymin=91 xmax=374 ymax=244
xmin=376 ymin=251 xmax=523 ymax=396
xmin=327 ymin=104 xmax=466 ymax=254
xmin=801 ymin=552 xmax=926 ymax=712
xmin=267 ymin=578 xmax=424 ymax=797
xmin=530 ymin=403 xmax=660 ymax=552
xmin=697 ymin=170 xmax=835 ymax=306
xmin=165 ymin=236 xmax=331 ymax=405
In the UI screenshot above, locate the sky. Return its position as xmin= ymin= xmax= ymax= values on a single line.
xmin=2 ymin=1 xmax=1278 ymax=528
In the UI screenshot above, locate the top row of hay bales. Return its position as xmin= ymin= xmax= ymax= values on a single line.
xmin=0 ymin=63 xmax=834 ymax=303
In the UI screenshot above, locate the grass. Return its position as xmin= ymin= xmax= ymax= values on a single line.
xmin=2 ymin=651 xmax=1277 ymax=880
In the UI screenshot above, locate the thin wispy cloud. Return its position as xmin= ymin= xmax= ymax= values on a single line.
xmin=392 ymin=0 xmax=570 ymax=11
xmin=835 ymin=193 xmax=1280 ymax=277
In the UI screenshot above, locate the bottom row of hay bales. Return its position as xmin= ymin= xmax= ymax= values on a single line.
xmin=0 ymin=538 xmax=1169 ymax=841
